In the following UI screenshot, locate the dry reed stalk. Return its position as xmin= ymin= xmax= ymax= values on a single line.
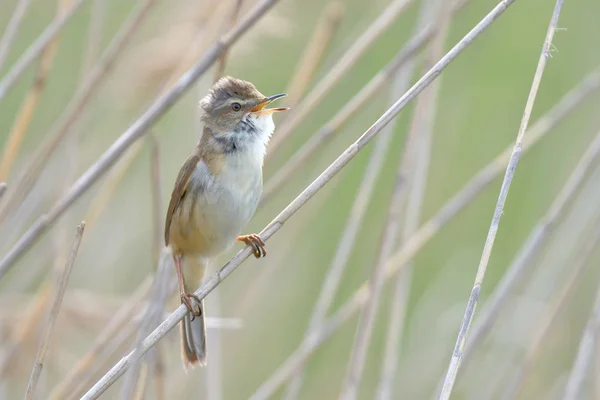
xmin=0 ymin=0 xmax=158 ymax=225
xmin=0 ymin=0 xmax=89 ymax=102
xmin=0 ymin=0 xmax=71 ymax=181
xmin=0 ymin=0 xmax=282 ymax=281
xmin=285 ymin=1 xmax=344 ymax=105
xmin=84 ymin=140 xmax=145 ymax=229
xmin=563 ymin=279 xmax=600 ymax=399
xmin=121 ymin=253 xmax=171 ymax=399
xmin=0 ymin=282 xmax=51 ymax=377
xmin=266 ymin=0 xmax=416 ymax=155
xmin=248 ymin=66 xmax=600 ymax=398
xmin=80 ymin=0 xmax=106 ymax=77
xmin=442 ymin=127 xmax=600 ymax=390
xmin=250 ymin=293 xmax=365 ymax=400
xmin=339 ymin=2 xmax=450 ymax=397
xmin=66 ymin=316 xmax=140 ymax=400
xmin=282 ymin=7 xmax=423 ymax=395
xmin=24 ymin=222 xmax=85 ymax=400
xmin=438 ymin=1 xmax=565 ymax=397
xmin=261 ymin=0 xmax=472 ymax=204
xmin=48 ymin=276 xmax=152 ymax=400
xmin=500 ymin=217 xmax=600 ymax=400
xmin=0 ymin=0 xmax=33 ymax=71
xmin=81 ymin=2 xmax=518 ymax=396
xmin=377 ymin=1 xmax=450 ymax=398
xmin=214 ymin=0 xmax=244 ymax=82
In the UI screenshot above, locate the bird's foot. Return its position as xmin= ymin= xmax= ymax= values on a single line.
xmin=181 ymin=292 xmax=202 ymax=321
xmin=237 ymin=234 xmax=266 ymax=258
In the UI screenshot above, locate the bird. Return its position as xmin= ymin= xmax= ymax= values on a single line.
xmin=164 ymin=76 xmax=288 ymax=368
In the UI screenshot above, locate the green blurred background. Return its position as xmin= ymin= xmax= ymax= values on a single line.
xmin=1 ymin=0 xmax=600 ymax=398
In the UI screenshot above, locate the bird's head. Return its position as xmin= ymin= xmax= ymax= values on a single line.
xmin=199 ymin=76 xmax=288 ymax=140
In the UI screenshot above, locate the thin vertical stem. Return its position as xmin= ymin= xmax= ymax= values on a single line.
xmin=267 ymin=0 xmax=416 ymax=155
xmin=282 ymin=7 xmax=421 ymax=397
xmin=0 ymin=0 xmax=33 ymax=72
xmin=0 ymin=0 xmax=71 ymax=181
xmin=500 ymin=216 xmax=600 ymax=400
xmin=213 ymin=0 xmax=244 ymax=81
xmin=563 ymin=260 xmax=600 ymax=399
xmin=377 ymin=0 xmax=451 ymax=398
xmin=285 ymin=0 xmax=344 ymax=105
xmin=0 ymin=0 xmax=283 ymax=282
xmin=438 ymin=1 xmax=565 ymax=397
xmin=0 ymin=0 xmax=90 ymax=102
xmin=25 ymin=222 xmax=86 ymax=400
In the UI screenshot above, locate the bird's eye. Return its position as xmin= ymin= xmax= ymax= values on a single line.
xmin=231 ymin=102 xmax=241 ymax=111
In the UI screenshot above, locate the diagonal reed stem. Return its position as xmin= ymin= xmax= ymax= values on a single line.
xmin=0 ymin=0 xmax=90 ymax=102
xmin=500 ymin=212 xmax=600 ymax=400
xmin=80 ymin=2 xmax=517 ymax=397
xmin=0 ymin=0 xmax=283 ymax=281
xmin=377 ymin=0 xmax=450 ymax=398
xmin=0 ymin=0 xmax=158 ymax=225
xmin=261 ymin=0 xmax=472 ymax=205
xmin=0 ymin=0 xmax=70 ymax=181
xmin=282 ymin=5 xmax=424 ymax=396
xmin=248 ymin=65 xmax=600 ymax=399
xmin=0 ymin=0 xmax=33 ymax=72
xmin=563 ymin=260 xmax=600 ymax=400
xmin=24 ymin=222 xmax=85 ymax=400
xmin=266 ymin=0 xmax=416 ymax=155
xmin=284 ymin=0 xmax=344 ymax=106
xmin=338 ymin=1 xmax=450 ymax=397
xmin=437 ymin=128 xmax=600 ymax=393
xmin=438 ymin=1 xmax=565 ymax=397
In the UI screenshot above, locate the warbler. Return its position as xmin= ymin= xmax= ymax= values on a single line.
xmin=164 ymin=76 xmax=288 ymax=368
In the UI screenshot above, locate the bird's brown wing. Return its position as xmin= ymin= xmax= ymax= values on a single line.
xmin=165 ymin=152 xmax=200 ymax=245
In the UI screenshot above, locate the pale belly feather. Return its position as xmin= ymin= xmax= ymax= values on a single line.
xmin=169 ymin=151 xmax=262 ymax=258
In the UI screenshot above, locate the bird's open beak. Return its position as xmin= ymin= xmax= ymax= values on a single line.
xmin=250 ymin=93 xmax=289 ymax=115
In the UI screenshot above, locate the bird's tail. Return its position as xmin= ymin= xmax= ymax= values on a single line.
xmin=180 ymin=299 xmax=207 ymax=368
xmin=179 ymin=255 xmax=208 ymax=369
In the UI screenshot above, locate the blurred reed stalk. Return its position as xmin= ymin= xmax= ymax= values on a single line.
xmin=377 ymin=0 xmax=450 ymax=398
xmin=24 ymin=222 xmax=85 ymax=400
xmin=563 ymin=276 xmax=600 ymax=400
xmin=121 ymin=251 xmax=171 ymax=400
xmin=0 ymin=0 xmax=70 ymax=181
xmin=0 ymin=0 xmax=158 ymax=226
xmin=0 ymin=183 xmax=6 ymax=199
xmin=284 ymin=0 xmax=344 ymax=106
xmin=266 ymin=0 xmax=416 ymax=156
xmin=0 ymin=0 xmax=283 ymax=281
xmin=500 ymin=212 xmax=600 ymax=400
xmin=0 ymin=0 xmax=33 ymax=71
xmin=80 ymin=2 xmax=518 ymax=396
xmin=248 ymin=64 xmax=600 ymax=399
xmin=80 ymin=0 xmax=105 ymax=77
xmin=339 ymin=1 xmax=450 ymax=397
xmin=438 ymin=0 xmax=565 ymax=397
xmin=282 ymin=1 xmax=422 ymax=393
xmin=214 ymin=0 xmax=244 ymax=82
xmin=48 ymin=277 xmax=152 ymax=400
xmin=449 ymin=126 xmax=600 ymax=398
xmin=281 ymin=0 xmax=440 ymax=396
xmin=0 ymin=0 xmax=90 ymax=102
xmin=436 ymin=104 xmax=600 ymax=394
xmin=261 ymin=0 xmax=472 ymax=205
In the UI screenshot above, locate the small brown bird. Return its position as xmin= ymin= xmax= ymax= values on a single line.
xmin=164 ymin=76 xmax=288 ymax=368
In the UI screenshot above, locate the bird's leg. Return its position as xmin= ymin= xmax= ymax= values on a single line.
xmin=237 ymin=234 xmax=267 ymax=258
xmin=174 ymin=253 xmax=202 ymax=320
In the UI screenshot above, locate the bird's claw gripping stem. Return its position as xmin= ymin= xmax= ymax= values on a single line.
xmin=237 ymin=234 xmax=266 ymax=258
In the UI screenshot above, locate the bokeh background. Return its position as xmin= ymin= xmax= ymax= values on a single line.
xmin=1 ymin=0 xmax=600 ymax=399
